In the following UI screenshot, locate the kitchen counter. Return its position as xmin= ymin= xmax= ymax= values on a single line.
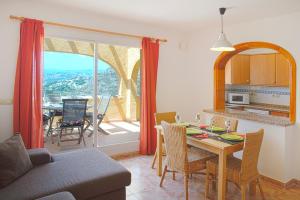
xmin=226 ymin=103 xmax=289 ymax=112
xmin=203 ymin=108 xmax=293 ymax=126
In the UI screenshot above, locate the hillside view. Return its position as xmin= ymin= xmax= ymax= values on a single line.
xmin=43 ymin=52 xmax=140 ymax=102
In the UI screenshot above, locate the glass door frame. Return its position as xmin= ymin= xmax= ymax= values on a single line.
xmin=92 ymin=43 xmax=99 ymax=147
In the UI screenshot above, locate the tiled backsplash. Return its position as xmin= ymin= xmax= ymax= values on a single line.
xmin=225 ymin=85 xmax=290 ymax=106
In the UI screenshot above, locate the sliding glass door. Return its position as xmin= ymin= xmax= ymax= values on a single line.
xmin=43 ymin=37 xmax=95 ymax=149
xmin=43 ymin=37 xmax=141 ymax=152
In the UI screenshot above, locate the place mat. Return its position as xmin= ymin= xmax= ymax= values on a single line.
xmin=199 ymin=124 xmax=209 ymax=129
xmin=201 ymin=128 xmax=226 ymax=135
xmin=209 ymin=136 xmax=244 ymax=145
xmin=190 ymin=133 xmax=209 ymax=139
xmin=189 ymin=134 xmax=242 ymax=145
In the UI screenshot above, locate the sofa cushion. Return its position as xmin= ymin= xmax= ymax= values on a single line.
xmin=35 ymin=191 xmax=76 ymax=200
xmin=0 ymin=148 xmax=131 ymax=200
xmin=0 ymin=134 xmax=32 ymax=188
xmin=27 ymin=148 xmax=52 ymax=166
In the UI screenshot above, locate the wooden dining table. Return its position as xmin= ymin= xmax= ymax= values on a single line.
xmin=155 ymin=124 xmax=244 ymax=200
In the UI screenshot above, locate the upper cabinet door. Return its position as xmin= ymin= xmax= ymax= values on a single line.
xmin=275 ymin=54 xmax=290 ymax=87
xmin=250 ymin=54 xmax=276 ymax=85
xmin=225 ymin=55 xmax=250 ymax=85
xmin=231 ymin=55 xmax=250 ymax=84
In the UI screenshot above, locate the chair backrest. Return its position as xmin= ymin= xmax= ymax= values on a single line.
xmin=98 ymin=96 xmax=111 ymax=115
xmin=161 ymin=121 xmax=187 ymax=172
xmin=210 ymin=115 xmax=238 ymax=132
xmin=240 ymin=129 xmax=264 ymax=182
xmin=154 ymin=112 xmax=177 ymax=125
xmin=62 ymin=99 xmax=88 ymax=124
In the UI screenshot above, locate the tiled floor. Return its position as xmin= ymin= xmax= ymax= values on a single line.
xmin=118 ymin=155 xmax=300 ymax=200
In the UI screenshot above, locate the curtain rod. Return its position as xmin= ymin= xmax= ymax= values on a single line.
xmin=9 ymin=15 xmax=167 ymax=43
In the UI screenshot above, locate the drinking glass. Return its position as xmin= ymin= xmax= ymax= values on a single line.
xmin=210 ymin=118 xmax=216 ymax=133
xmin=225 ymin=120 xmax=231 ymax=133
xmin=175 ymin=113 xmax=181 ymax=124
xmin=195 ymin=113 xmax=201 ymax=125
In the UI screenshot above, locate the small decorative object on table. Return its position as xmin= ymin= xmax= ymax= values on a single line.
xmin=195 ymin=113 xmax=201 ymax=125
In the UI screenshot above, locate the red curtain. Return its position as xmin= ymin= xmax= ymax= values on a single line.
xmin=13 ymin=18 xmax=44 ymax=149
xmin=140 ymin=38 xmax=160 ymax=155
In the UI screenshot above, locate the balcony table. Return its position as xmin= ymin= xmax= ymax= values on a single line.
xmin=155 ymin=124 xmax=244 ymax=200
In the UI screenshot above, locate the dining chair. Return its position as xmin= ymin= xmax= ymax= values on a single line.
xmin=160 ymin=121 xmax=216 ymax=200
xmin=205 ymin=129 xmax=265 ymax=200
xmin=151 ymin=111 xmax=177 ymax=169
xmin=210 ymin=115 xmax=238 ymax=132
xmin=57 ymin=99 xmax=88 ymax=146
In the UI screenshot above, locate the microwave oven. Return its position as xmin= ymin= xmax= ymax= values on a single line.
xmin=228 ymin=92 xmax=250 ymax=105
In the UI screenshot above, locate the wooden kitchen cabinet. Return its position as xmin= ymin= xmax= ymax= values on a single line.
xmin=250 ymin=54 xmax=276 ymax=85
xmin=225 ymin=54 xmax=250 ymax=85
xmin=275 ymin=54 xmax=290 ymax=87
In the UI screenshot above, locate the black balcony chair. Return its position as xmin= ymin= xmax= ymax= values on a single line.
xmin=57 ymin=99 xmax=88 ymax=146
xmin=85 ymin=95 xmax=111 ymax=137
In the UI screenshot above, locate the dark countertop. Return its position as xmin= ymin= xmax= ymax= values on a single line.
xmin=225 ymin=103 xmax=290 ymax=113
xmin=203 ymin=108 xmax=293 ymax=127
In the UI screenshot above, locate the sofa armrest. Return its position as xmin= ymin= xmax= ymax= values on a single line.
xmin=27 ymin=148 xmax=52 ymax=166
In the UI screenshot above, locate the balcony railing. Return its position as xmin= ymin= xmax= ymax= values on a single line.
xmin=43 ymin=95 xmax=140 ymax=122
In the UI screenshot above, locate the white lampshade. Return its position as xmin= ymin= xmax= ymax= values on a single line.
xmin=210 ymin=33 xmax=235 ymax=52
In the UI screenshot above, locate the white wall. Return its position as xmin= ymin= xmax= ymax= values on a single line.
xmin=187 ymin=12 xmax=300 ymax=181
xmin=0 ymin=0 xmax=187 ymax=141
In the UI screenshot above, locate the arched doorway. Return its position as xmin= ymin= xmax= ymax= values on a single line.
xmin=213 ymin=41 xmax=296 ymax=123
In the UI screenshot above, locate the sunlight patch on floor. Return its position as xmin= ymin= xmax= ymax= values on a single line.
xmin=109 ymin=121 xmax=140 ymax=132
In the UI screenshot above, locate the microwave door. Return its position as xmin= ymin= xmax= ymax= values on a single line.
xmin=232 ymin=95 xmax=243 ymax=102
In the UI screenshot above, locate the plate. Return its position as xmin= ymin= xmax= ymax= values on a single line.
xmin=186 ymin=128 xmax=202 ymax=135
xmin=206 ymin=126 xmax=226 ymax=132
xmin=220 ymin=133 xmax=244 ymax=141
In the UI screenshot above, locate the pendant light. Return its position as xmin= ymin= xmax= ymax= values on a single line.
xmin=210 ymin=7 xmax=235 ymax=52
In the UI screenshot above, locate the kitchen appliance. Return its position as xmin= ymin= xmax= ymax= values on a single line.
xmin=228 ymin=92 xmax=250 ymax=105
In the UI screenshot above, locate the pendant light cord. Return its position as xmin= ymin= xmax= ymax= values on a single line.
xmin=219 ymin=7 xmax=226 ymax=34
xmin=221 ymin=14 xmax=223 ymax=33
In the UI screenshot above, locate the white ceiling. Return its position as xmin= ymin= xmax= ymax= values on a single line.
xmin=39 ymin=0 xmax=300 ymax=29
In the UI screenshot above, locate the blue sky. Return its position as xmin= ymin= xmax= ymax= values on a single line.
xmin=44 ymin=52 xmax=110 ymax=71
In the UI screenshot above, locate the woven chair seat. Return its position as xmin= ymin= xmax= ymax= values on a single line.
xmin=188 ymin=147 xmax=216 ymax=172
xmin=207 ymin=156 xmax=242 ymax=184
xmin=188 ymin=147 xmax=216 ymax=162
